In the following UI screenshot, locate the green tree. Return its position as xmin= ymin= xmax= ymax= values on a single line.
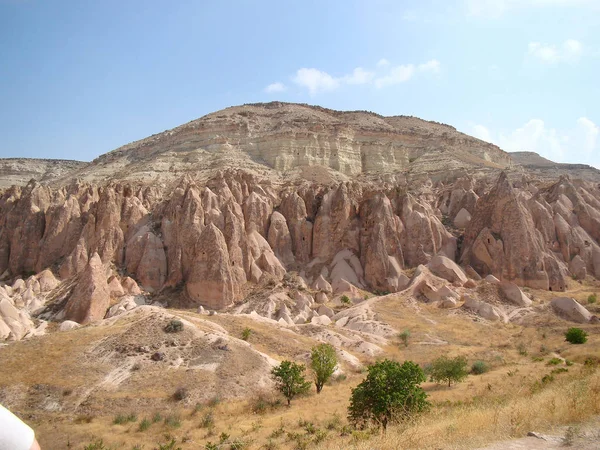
xmin=429 ymin=356 xmax=468 ymax=387
xmin=565 ymin=327 xmax=588 ymax=344
xmin=310 ymin=343 xmax=338 ymax=394
xmin=347 ymin=359 xmax=429 ymax=431
xmin=271 ymin=361 xmax=311 ymax=406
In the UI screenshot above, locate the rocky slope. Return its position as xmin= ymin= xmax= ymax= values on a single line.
xmin=0 ymin=158 xmax=86 ymax=188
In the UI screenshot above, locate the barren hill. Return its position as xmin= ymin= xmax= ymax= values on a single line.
xmin=42 ymin=102 xmax=514 ymax=185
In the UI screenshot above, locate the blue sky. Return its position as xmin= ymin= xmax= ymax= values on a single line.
xmin=1 ymin=0 xmax=599 ymax=167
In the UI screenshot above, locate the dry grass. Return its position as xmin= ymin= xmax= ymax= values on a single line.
xmin=2 ymin=282 xmax=599 ymax=449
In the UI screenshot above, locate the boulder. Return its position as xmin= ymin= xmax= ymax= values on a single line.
xmin=59 ymin=320 xmax=80 ymax=332
xmin=499 ymin=281 xmax=532 ymax=307
xmin=485 ymin=274 xmax=500 ymax=284
xmin=121 ymin=277 xmax=142 ymax=295
xmin=63 ymin=253 xmax=111 ymax=324
xmin=108 ymin=277 xmax=125 ymax=297
xmin=462 ymin=295 xmax=507 ymax=322
xmin=550 ymin=297 xmax=592 ymax=323
xmin=428 ymin=255 xmax=468 ymax=285
xmin=315 ymin=292 xmax=329 ymax=304
xmin=312 ymin=275 xmax=332 ymax=294
xmin=453 ymin=208 xmax=472 ymax=228
xmin=36 ymin=269 xmax=59 ymax=292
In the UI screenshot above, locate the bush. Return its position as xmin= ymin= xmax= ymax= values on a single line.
xmin=547 ymin=358 xmax=563 ymax=366
xmin=137 ymin=418 xmax=151 ymax=432
xmin=398 ymin=330 xmax=411 ymax=348
xmin=241 ymin=327 xmax=252 ymax=341
xmin=565 ymin=327 xmax=588 ymax=344
xmin=471 ymin=360 xmax=489 ymax=375
xmin=164 ymin=319 xmax=184 ymax=333
xmin=429 ymin=356 xmax=468 ymax=387
xmin=347 ymin=359 xmax=429 ymax=430
xmin=588 ymin=293 xmax=597 ymax=304
xmin=310 ymin=344 xmax=338 ymax=394
xmin=173 ymin=387 xmax=188 ymax=401
xmin=271 ymin=361 xmax=311 ymax=406
xmin=156 ymin=439 xmax=181 ymax=450
xmin=164 ymin=414 xmax=181 ymax=428
xmin=340 ymin=295 xmax=351 ymax=305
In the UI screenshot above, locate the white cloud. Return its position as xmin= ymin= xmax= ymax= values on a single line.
xmin=292 ymin=68 xmax=340 ymax=96
xmin=374 ymin=65 xmax=416 ymax=88
xmin=528 ymin=39 xmax=583 ymax=63
xmin=343 ymin=67 xmax=375 ymax=85
xmin=418 ymin=59 xmax=442 ymax=73
xmin=289 ymin=59 xmax=441 ymax=94
xmin=470 ymin=117 xmax=600 ymax=167
xmin=577 ymin=117 xmax=599 ymax=154
xmin=264 ymin=82 xmax=286 ymax=93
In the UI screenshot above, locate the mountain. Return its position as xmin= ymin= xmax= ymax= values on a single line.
xmin=0 ymin=102 xmax=599 ymax=449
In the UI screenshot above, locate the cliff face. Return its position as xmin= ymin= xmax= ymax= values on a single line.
xmin=1 ymin=168 xmax=599 ymax=315
xmin=39 ymin=102 xmax=514 ymax=185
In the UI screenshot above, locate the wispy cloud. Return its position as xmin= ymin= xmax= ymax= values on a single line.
xmin=268 ymin=58 xmax=441 ymax=96
xmin=528 ymin=39 xmax=583 ymax=64
xmin=374 ymin=59 xmax=440 ymax=88
xmin=470 ymin=117 xmax=600 ymax=167
xmin=292 ymin=68 xmax=340 ymax=95
xmin=264 ymin=82 xmax=287 ymax=93
xmin=343 ymin=67 xmax=376 ymax=85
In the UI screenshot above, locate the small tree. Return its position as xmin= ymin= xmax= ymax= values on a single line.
xmin=271 ymin=361 xmax=311 ymax=406
xmin=347 ymin=359 xmax=429 ymax=431
xmin=310 ymin=344 xmax=338 ymax=394
xmin=429 ymin=356 xmax=468 ymax=387
xmin=565 ymin=327 xmax=588 ymax=344
xmin=398 ymin=330 xmax=411 ymax=348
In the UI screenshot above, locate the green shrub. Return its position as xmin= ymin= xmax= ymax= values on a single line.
xmin=137 ymin=418 xmax=151 ymax=432
xmin=164 ymin=319 xmax=184 ymax=333
xmin=547 ymin=358 xmax=563 ymax=366
xmin=340 ymin=295 xmax=351 ymax=305
xmin=113 ymin=413 xmax=137 ymax=425
xmin=151 ymin=412 xmax=162 ymax=423
xmin=471 ymin=360 xmax=489 ymax=375
xmin=164 ymin=414 xmax=181 ymax=428
xmin=429 ymin=356 xmax=468 ymax=387
xmin=156 ymin=439 xmax=181 ymax=450
xmin=398 ymin=330 xmax=411 ymax=348
xmin=200 ymin=411 xmax=214 ymax=428
xmin=588 ymin=293 xmax=597 ymax=304
xmin=565 ymin=327 xmax=588 ymax=344
xmin=241 ymin=327 xmax=252 ymax=341
xmin=348 ymin=359 xmax=429 ymax=430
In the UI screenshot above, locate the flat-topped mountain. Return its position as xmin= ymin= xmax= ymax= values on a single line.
xmin=28 ymin=102 xmax=515 ymax=185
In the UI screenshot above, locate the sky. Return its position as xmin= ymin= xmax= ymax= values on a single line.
xmin=0 ymin=0 xmax=599 ymax=168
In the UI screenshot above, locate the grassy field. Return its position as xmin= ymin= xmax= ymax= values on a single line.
xmin=1 ymin=281 xmax=598 ymax=450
